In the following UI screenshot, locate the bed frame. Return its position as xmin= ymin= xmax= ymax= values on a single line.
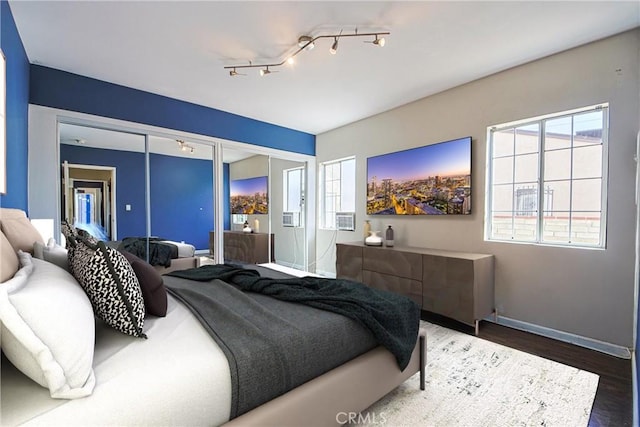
xmin=153 ymin=256 xmax=199 ymax=274
xmin=226 ymin=330 xmax=426 ymax=426
xmin=104 ymin=240 xmax=199 ymax=275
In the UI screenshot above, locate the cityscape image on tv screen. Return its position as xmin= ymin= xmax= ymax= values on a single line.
xmin=230 ymin=176 xmax=268 ymax=214
xmin=367 ymin=137 xmax=471 ymax=215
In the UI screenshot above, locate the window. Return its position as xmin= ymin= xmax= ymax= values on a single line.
xmin=320 ymin=157 xmax=355 ymax=229
xmin=283 ymin=167 xmax=304 ymax=213
xmin=486 ymin=104 xmax=607 ymax=248
xmin=231 ymin=214 xmax=247 ymax=225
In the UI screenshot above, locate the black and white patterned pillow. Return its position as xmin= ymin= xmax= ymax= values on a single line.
xmin=62 ymin=221 xmax=104 ymax=282
xmin=68 ymin=234 xmax=146 ymax=338
xmin=61 ymin=222 xmax=84 ymax=277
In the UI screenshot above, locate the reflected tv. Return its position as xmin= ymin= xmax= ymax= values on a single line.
xmin=230 ymin=176 xmax=268 ymax=214
xmin=366 ymin=137 xmax=471 ymax=215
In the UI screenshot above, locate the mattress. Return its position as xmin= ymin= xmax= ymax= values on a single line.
xmin=159 ymin=240 xmax=196 ymax=258
xmin=1 ymin=294 xmax=231 ymax=426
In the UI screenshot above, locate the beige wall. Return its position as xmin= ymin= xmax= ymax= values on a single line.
xmin=316 ymin=29 xmax=640 ymax=348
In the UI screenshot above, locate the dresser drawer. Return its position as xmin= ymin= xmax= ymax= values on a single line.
xmin=362 ymin=246 xmax=422 ymax=280
xmin=336 ymin=244 xmax=363 ymax=282
xmin=362 ymin=270 xmax=422 ymax=306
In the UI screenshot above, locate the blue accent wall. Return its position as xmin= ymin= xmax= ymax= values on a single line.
xmin=29 ymin=65 xmax=315 ymax=155
xmin=149 ymin=153 xmax=213 ymax=250
xmin=0 ymin=1 xmax=29 ymax=210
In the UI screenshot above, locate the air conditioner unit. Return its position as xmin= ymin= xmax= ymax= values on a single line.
xmin=336 ymin=212 xmax=356 ymax=231
xmin=282 ymin=211 xmax=300 ymax=227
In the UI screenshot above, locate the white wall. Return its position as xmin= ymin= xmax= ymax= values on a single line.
xmin=316 ymin=29 xmax=640 ymax=349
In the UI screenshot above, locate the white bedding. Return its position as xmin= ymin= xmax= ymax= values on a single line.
xmin=1 ymin=295 xmax=231 ymax=426
xmin=159 ymin=240 xmax=196 ymax=258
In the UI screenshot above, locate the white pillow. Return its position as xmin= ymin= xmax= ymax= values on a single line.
xmin=0 ymin=255 xmax=96 ymax=399
xmin=1 ymin=251 xmax=33 ymax=293
xmin=33 ymin=237 xmax=69 ymax=271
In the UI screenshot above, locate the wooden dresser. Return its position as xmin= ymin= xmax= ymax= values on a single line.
xmin=209 ymin=231 xmax=275 ymax=264
xmin=336 ymin=242 xmax=494 ymax=334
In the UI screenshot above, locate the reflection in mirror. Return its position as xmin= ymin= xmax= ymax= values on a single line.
xmin=270 ymin=157 xmax=306 ymax=271
xmin=148 ymin=136 xmax=214 ymax=254
xmin=59 ymin=123 xmax=146 ymax=241
xmin=221 ymin=148 xmax=272 ymax=265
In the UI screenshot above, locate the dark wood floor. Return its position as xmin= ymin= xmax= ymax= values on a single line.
xmin=421 ymin=311 xmax=633 ymax=427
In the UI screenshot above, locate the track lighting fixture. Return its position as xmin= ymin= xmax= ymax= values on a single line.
xmin=224 ymin=28 xmax=389 ymax=77
xmin=330 ymin=37 xmax=339 ymax=55
xmin=176 ymin=139 xmax=195 ymax=154
xmin=259 ymin=66 xmax=272 ymax=76
xmin=372 ymin=35 xmax=386 ymax=47
xmin=297 ymin=35 xmax=315 ymax=51
xmin=329 ymin=30 xmax=342 ymax=55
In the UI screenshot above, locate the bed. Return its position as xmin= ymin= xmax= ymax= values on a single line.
xmin=0 ymin=208 xmax=426 ymax=426
xmin=108 ymin=237 xmax=199 ymax=274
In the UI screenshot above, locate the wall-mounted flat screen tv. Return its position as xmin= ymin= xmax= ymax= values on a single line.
xmin=230 ymin=176 xmax=268 ymax=214
xmin=366 ymin=137 xmax=471 ymax=215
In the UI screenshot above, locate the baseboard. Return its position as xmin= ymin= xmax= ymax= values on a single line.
xmin=315 ymin=269 xmax=336 ymax=278
xmin=275 ymin=260 xmax=306 ymax=271
xmin=257 ymin=262 xmax=321 ymax=278
xmin=492 ymin=315 xmax=631 ymax=359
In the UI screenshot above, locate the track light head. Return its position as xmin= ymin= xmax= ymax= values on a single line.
xmin=259 ymin=67 xmax=271 ymax=76
xmin=330 ymin=37 xmax=339 ymax=55
xmin=229 ymin=68 xmax=238 ymax=76
xmin=373 ymin=35 xmax=386 ymax=47
xmin=298 ymin=35 xmax=315 ymax=51
xmin=176 ymin=139 xmax=194 ymax=153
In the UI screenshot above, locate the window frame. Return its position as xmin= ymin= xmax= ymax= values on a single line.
xmin=485 ymin=104 xmax=609 ymax=249
xmin=283 ymin=166 xmax=305 ymax=214
xmin=319 ymin=156 xmax=356 ymax=230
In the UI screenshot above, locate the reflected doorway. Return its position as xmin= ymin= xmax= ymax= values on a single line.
xmin=62 ymin=162 xmax=116 ymax=240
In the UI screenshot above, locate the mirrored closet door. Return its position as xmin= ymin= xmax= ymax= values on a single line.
xmin=59 ymin=123 xmax=146 ymax=242
xmin=148 ymin=136 xmax=214 ymax=253
xmin=222 ymin=147 xmax=272 ymax=265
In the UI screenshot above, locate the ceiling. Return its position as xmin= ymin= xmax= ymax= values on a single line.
xmin=9 ymin=1 xmax=640 ymax=136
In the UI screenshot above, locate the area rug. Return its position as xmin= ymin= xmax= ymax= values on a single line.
xmin=352 ymin=321 xmax=599 ymax=426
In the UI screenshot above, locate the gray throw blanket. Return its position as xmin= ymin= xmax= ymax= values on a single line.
xmin=164 ymin=274 xmax=379 ymax=418
xmin=167 ymin=263 xmax=420 ymax=370
xmin=120 ymin=237 xmax=177 ymax=267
